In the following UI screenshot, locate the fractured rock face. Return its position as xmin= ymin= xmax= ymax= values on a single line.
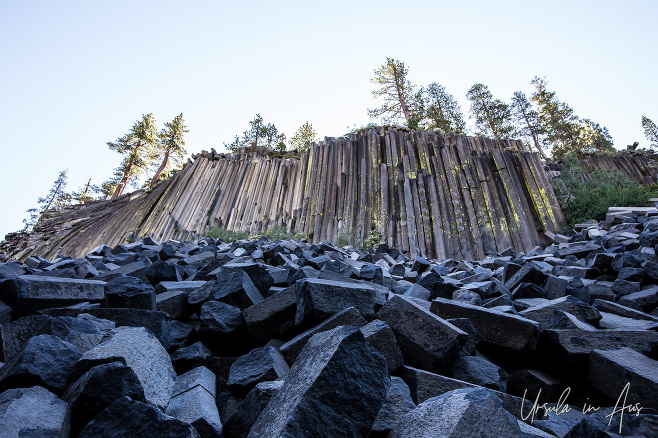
xmin=74 ymin=326 xmax=176 ymax=409
xmin=247 ymin=325 xmax=389 ymax=437
xmin=0 ymin=386 xmax=71 ymax=438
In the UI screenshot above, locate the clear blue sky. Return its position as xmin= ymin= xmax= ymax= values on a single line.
xmin=1 ymin=1 xmax=656 ymax=238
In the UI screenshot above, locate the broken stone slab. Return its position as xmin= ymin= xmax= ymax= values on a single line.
xmin=157 ymin=290 xmax=191 ymax=319
xmin=155 ymin=280 xmax=207 ymax=294
xmin=598 ymin=311 xmax=658 ymax=330
xmin=279 ymin=306 xmax=367 ymax=364
xmin=588 ymin=347 xmax=658 ymax=410
xmin=389 ymin=387 xmax=521 ymax=438
xmin=74 ymin=326 xmax=176 ymax=409
xmin=41 ymin=307 xmax=171 ymax=350
xmin=0 ymin=386 xmax=71 ymax=438
xmin=587 ymin=281 xmax=615 ymax=302
xmin=447 ymin=355 xmax=508 ymax=392
xmin=519 ymin=296 xmax=602 ymax=325
xmin=295 ymin=278 xmax=378 ymax=327
xmin=417 ymin=272 xmax=463 ymax=300
xmin=0 ymin=314 xmax=54 ymax=361
xmin=504 ymin=263 xmax=547 ymax=291
xmin=144 ymin=260 xmax=183 ymax=286
xmin=360 ymin=319 xmax=404 ymax=373
xmin=507 ymin=369 xmax=565 ymax=402
xmin=542 ymin=310 xmax=597 ymax=331
xmin=217 ymin=261 xmax=274 ymax=296
xmin=539 ymin=329 xmax=658 ymax=381
xmin=212 ymin=269 xmax=264 ymax=309
xmin=104 ymin=275 xmax=156 ymax=310
xmin=398 ymin=366 xmax=533 ymax=422
xmin=401 ymin=283 xmax=431 ymax=300
xmin=242 ymin=285 xmax=296 ymax=343
xmin=0 ymin=274 xmax=105 ymax=314
xmin=377 ymin=295 xmax=467 ymax=372
xmin=430 ymin=297 xmax=540 ymax=353
xmin=199 ymin=300 xmax=245 ymax=351
xmin=371 ymin=376 xmax=416 ymax=436
xmin=247 ymin=325 xmax=389 ymax=437
xmin=170 ymin=342 xmax=213 ymax=375
xmin=593 ymin=298 xmax=658 ymax=322
xmin=64 ymin=361 xmax=146 ymax=436
xmin=223 ymin=380 xmax=284 ymax=438
xmin=166 ymin=366 xmax=222 ymax=438
xmin=617 ymin=286 xmax=658 ymax=312
xmin=79 ymin=396 xmax=199 ymax=438
xmin=227 ymin=346 xmax=289 ymax=396
xmin=0 ymin=334 xmax=80 ymax=395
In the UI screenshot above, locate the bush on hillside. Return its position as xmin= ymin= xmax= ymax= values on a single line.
xmin=552 ymin=157 xmax=658 ymax=228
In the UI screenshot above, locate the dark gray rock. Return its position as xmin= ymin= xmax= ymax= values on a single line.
xmin=295 ymin=278 xmax=378 ymax=327
xmin=448 ymin=355 xmax=508 ymax=392
xmin=104 ymin=275 xmax=156 ymax=310
xmin=171 ymin=342 xmax=213 ymax=375
xmin=451 ymin=289 xmax=482 ymax=306
xmin=279 ymin=306 xmax=367 ymax=364
xmin=512 ymin=282 xmax=547 ymax=299
xmin=0 ymin=334 xmax=80 ymax=395
xmin=242 ymin=286 xmax=296 ymax=342
xmin=542 ymin=310 xmax=596 ymax=330
xmin=247 ymin=325 xmax=389 ymax=438
xmin=430 ymin=298 xmax=540 ymax=353
xmin=74 ymin=326 xmax=176 ymax=409
xmin=41 ymin=307 xmax=172 ymax=349
xmin=617 ymin=287 xmax=658 ymax=312
xmin=223 ymin=380 xmax=283 ymax=438
xmin=539 ymin=329 xmax=658 ymax=380
xmin=398 ymin=366 xmax=532 ymax=419
xmin=402 ymin=283 xmax=431 ymax=300
xmin=377 ymin=295 xmax=467 ymax=372
xmin=371 ymin=377 xmax=416 ymax=436
xmin=0 ymin=386 xmax=71 ymax=437
xmin=49 ymin=315 xmax=103 ymax=354
xmin=156 ymin=280 xmax=207 ymax=295
xmin=199 ymin=301 xmax=245 ymax=351
xmin=64 ymin=361 xmax=146 ymax=435
xmin=219 ymin=261 xmax=274 ymax=296
xmin=79 ymin=396 xmax=199 ymax=438
xmin=519 ymin=295 xmax=601 ymax=325
xmin=360 ymin=319 xmax=404 ymax=373
xmin=0 ymin=275 xmax=105 ymax=314
xmin=144 ymin=260 xmax=182 ymax=286
xmin=157 ymin=290 xmax=191 ymax=319
xmin=507 ymin=369 xmax=565 ymax=402
xmin=593 ymin=298 xmax=658 ymax=322
xmin=389 ymin=387 xmax=521 ymax=438
xmin=588 ymin=347 xmax=658 ymax=409
xmin=612 ymin=279 xmax=641 ymax=296
xmin=227 ymin=346 xmax=289 ymax=396
xmin=213 ymin=269 xmax=264 ymax=309
xmin=543 ymin=275 xmax=568 ymax=300
xmin=445 ymin=318 xmax=482 ymax=356
xmin=504 ymin=263 xmax=546 ymax=291
xmin=166 ymin=366 xmax=222 ymax=438
xmin=417 ymin=272 xmax=462 ymax=300
xmin=0 ymin=314 xmax=53 ymax=361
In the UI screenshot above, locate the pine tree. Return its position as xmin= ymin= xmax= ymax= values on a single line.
xmin=108 ymin=113 xmax=158 ymax=198
xmin=149 ymin=113 xmax=188 ymax=188
xmin=23 ymin=170 xmax=71 ymax=231
xmin=224 ymin=115 xmax=285 ymax=152
xmin=510 ymin=91 xmax=547 ymax=159
xmin=368 ymin=58 xmax=418 ymax=127
xmin=642 ymin=116 xmax=658 ymax=149
xmin=71 ymin=178 xmax=95 ymax=204
xmin=289 ymin=121 xmax=318 ymax=152
xmin=466 ymin=84 xmax=515 ymax=138
xmin=423 ymin=83 xmax=466 ymax=134
xmin=531 ymin=77 xmax=614 ymax=157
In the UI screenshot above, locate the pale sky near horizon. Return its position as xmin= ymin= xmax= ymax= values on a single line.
xmin=1 ymin=1 xmax=656 ymax=238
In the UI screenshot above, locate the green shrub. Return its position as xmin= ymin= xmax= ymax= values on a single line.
xmin=364 ymin=230 xmax=384 ymax=250
xmin=553 ymin=157 xmax=658 ymax=229
xmin=336 ymin=228 xmax=360 ymax=247
xmin=207 ymin=226 xmax=249 ymax=242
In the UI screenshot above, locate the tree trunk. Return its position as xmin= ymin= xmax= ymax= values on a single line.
xmin=150 ymin=150 xmax=170 ymax=188
xmin=522 ymin=111 xmax=547 ymax=160
xmin=80 ymin=178 xmax=91 ymax=203
xmin=479 ymin=97 xmax=497 ymax=137
xmin=111 ymin=163 xmax=133 ymax=199
xmin=44 ymin=179 xmax=64 ymax=211
xmin=395 ymin=81 xmax=411 ymax=123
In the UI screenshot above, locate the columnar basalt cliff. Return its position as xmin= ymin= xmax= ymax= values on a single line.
xmin=12 ymin=128 xmax=567 ymax=260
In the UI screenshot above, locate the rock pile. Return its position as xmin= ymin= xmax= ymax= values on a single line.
xmin=1 ymin=206 xmax=658 ymax=437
